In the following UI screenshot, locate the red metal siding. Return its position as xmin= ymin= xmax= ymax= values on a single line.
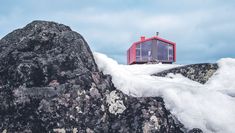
xmin=126 ymin=43 xmax=136 ymax=64
xmin=129 ymin=43 xmax=136 ymax=64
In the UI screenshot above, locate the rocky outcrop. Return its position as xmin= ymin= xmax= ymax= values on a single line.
xmin=0 ymin=20 xmax=196 ymax=133
xmin=153 ymin=63 xmax=218 ymax=84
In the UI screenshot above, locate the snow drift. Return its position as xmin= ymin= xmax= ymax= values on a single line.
xmin=94 ymin=52 xmax=235 ymax=133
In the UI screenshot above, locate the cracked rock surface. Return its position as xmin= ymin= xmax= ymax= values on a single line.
xmin=0 ymin=20 xmax=195 ymax=133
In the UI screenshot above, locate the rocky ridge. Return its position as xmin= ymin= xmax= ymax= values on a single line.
xmin=153 ymin=63 xmax=218 ymax=84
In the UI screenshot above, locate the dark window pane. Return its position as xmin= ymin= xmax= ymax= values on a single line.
xmin=136 ymin=44 xmax=140 ymax=48
xmin=141 ymin=40 xmax=152 ymax=61
xmin=136 ymin=56 xmax=141 ymax=61
xmin=168 ymin=46 xmax=173 ymax=61
xmin=136 ymin=49 xmax=140 ymax=56
xmin=157 ymin=40 xmax=168 ymax=61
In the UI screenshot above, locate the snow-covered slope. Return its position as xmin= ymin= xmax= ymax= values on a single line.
xmin=94 ymin=52 xmax=235 ymax=133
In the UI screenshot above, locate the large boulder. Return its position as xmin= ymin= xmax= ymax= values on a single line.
xmin=0 ymin=20 xmax=187 ymax=132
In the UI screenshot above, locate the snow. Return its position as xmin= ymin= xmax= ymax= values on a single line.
xmin=93 ymin=52 xmax=235 ymax=133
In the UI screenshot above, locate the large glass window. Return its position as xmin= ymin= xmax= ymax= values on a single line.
xmin=157 ymin=40 xmax=174 ymax=62
xmin=157 ymin=41 xmax=168 ymax=61
xmin=135 ymin=39 xmax=174 ymax=63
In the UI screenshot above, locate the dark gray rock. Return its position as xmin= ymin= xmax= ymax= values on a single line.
xmin=188 ymin=128 xmax=203 ymax=133
xmin=0 ymin=20 xmax=192 ymax=133
xmin=153 ymin=63 xmax=218 ymax=84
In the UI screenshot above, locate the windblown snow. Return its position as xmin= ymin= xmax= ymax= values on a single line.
xmin=94 ymin=52 xmax=235 ymax=133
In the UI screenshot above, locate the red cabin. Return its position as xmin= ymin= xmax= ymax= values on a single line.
xmin=127 ymin=36 xmax=176 ymax=65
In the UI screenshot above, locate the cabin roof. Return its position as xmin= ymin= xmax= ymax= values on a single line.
xmin=129 ymin=36 xmax=176 ymax=50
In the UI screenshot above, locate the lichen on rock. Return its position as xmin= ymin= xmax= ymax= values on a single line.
xmin=106 ymin=90 xmax=126 ymax=115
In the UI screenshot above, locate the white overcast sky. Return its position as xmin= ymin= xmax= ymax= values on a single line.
xmin=0 ymin=0 xmax=235 ymax=64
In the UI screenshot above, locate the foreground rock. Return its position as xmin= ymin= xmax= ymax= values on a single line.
xmin=0 ymin=21 xmax=199 ymax=133
xmin=153 ymin=63 xmax=218 ymax=84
